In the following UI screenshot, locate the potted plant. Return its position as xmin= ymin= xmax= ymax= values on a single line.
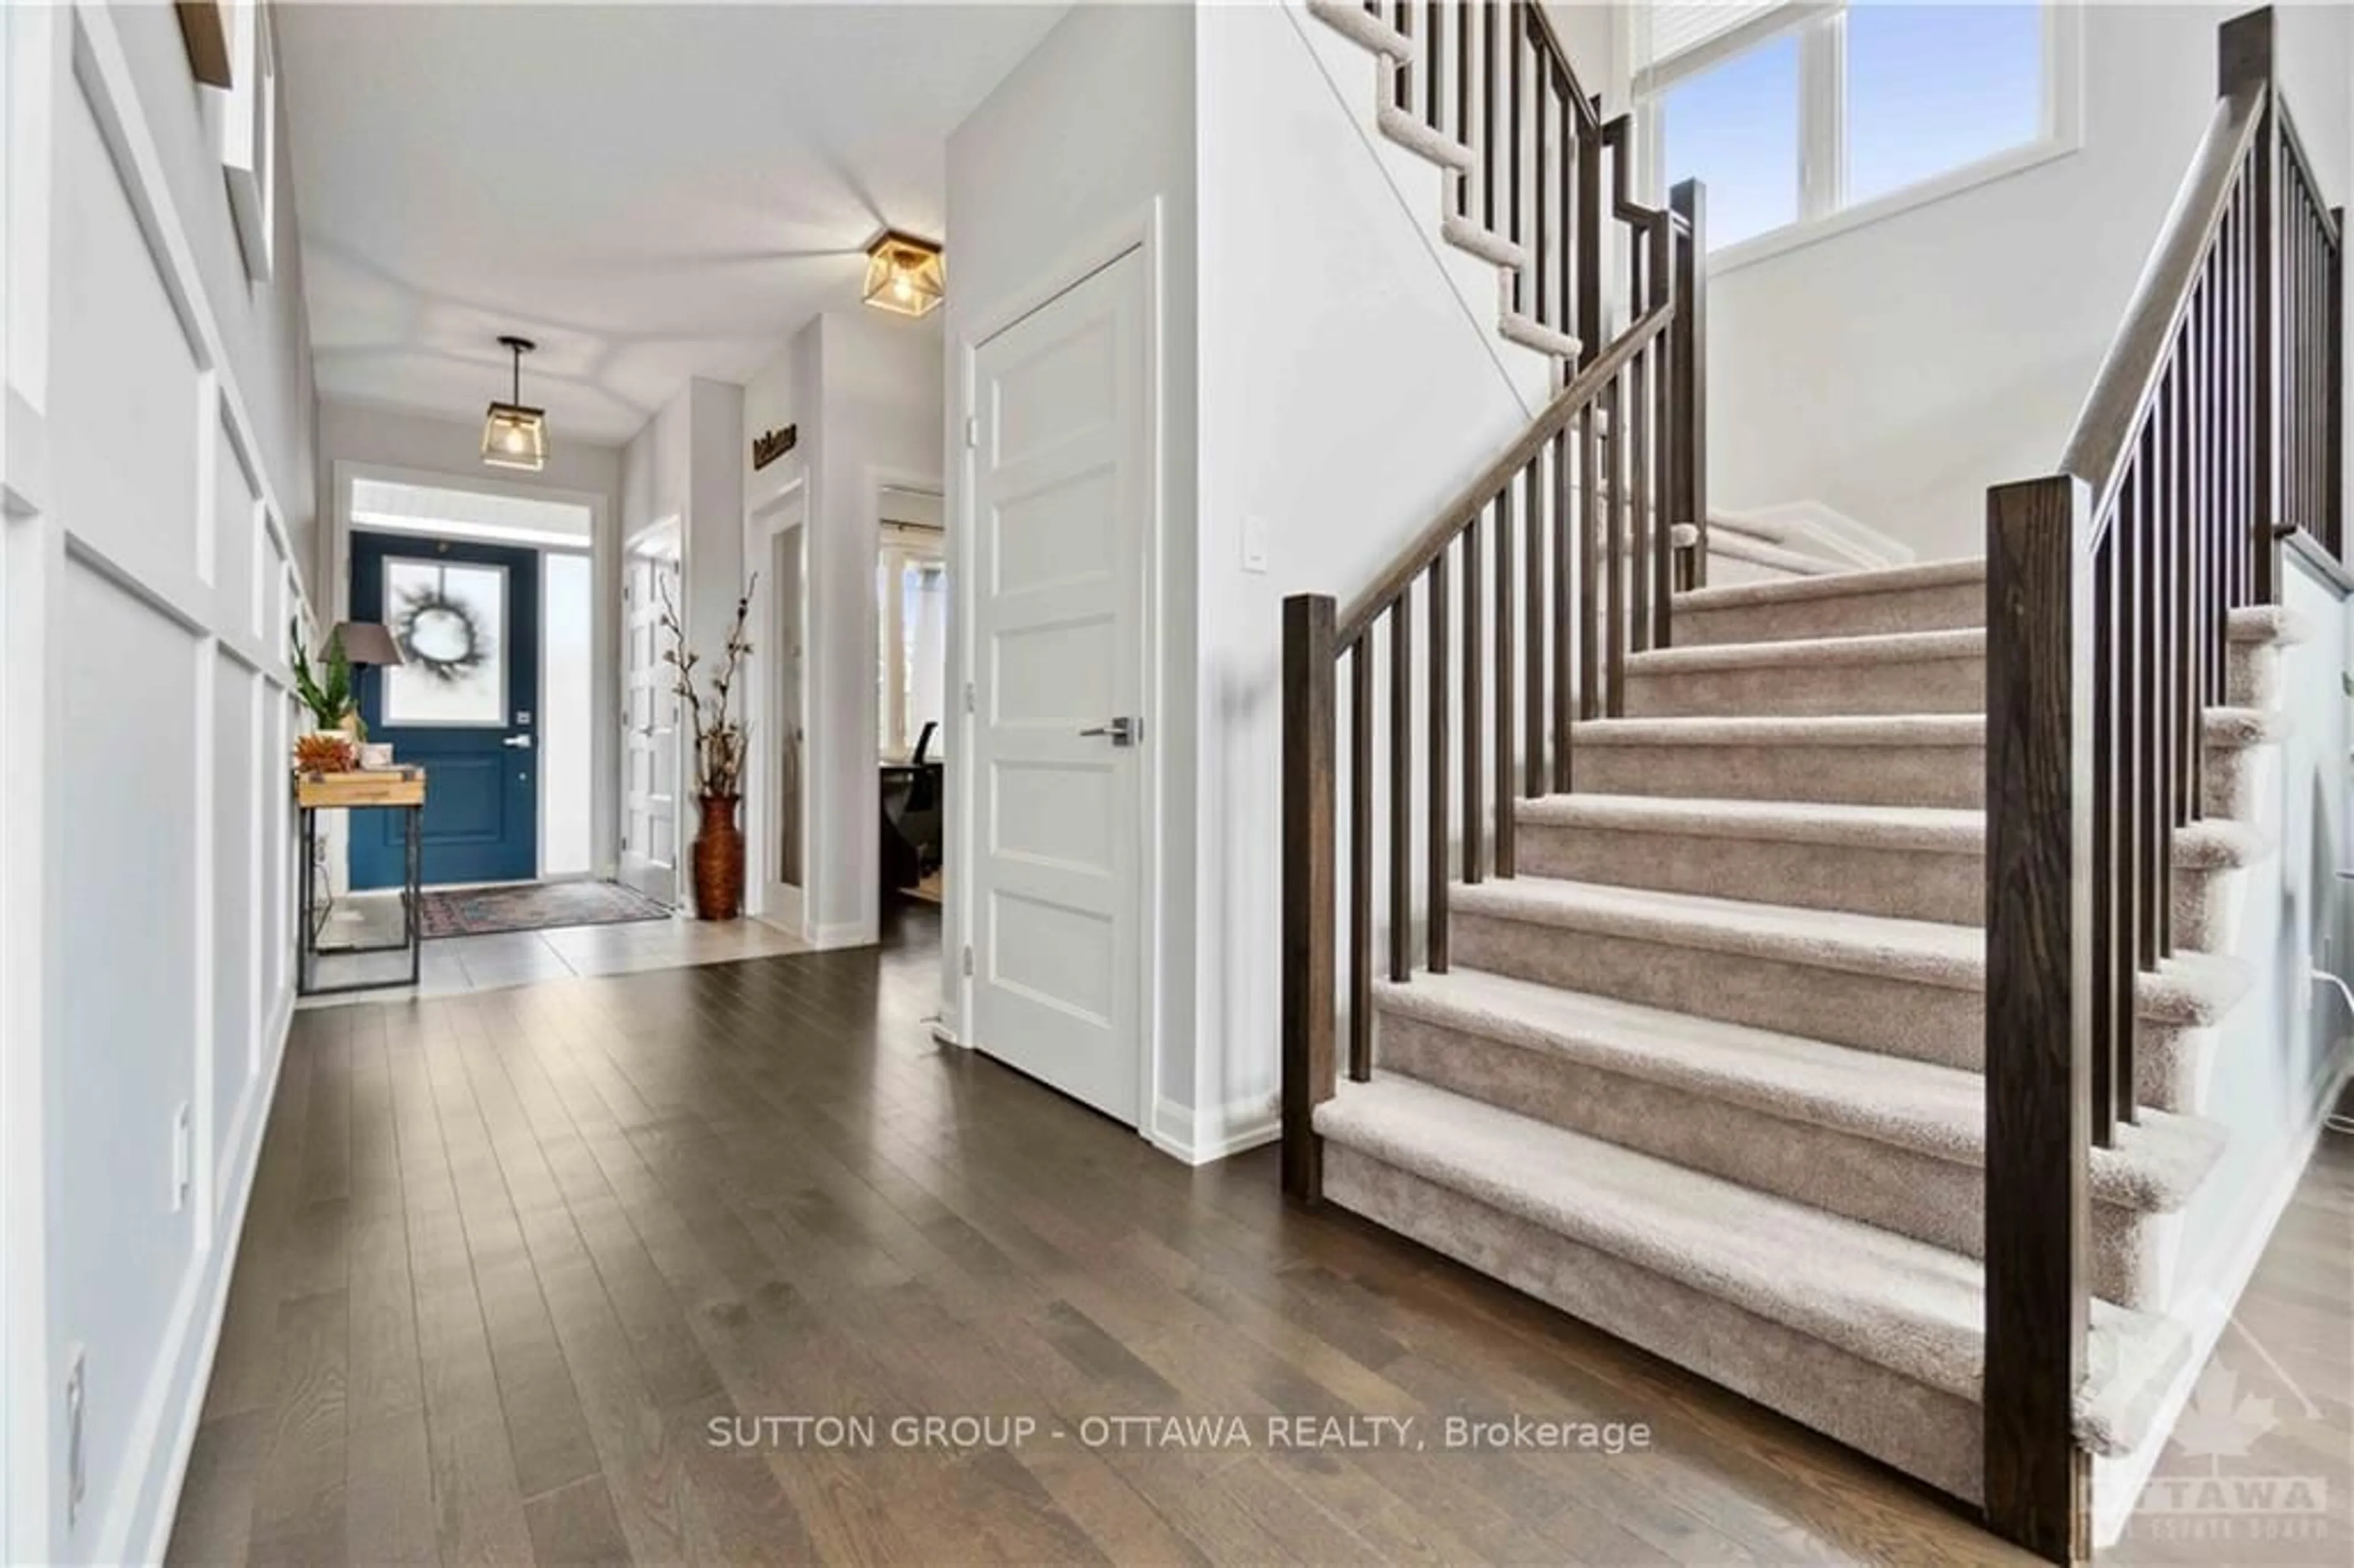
xmin=289 ymin=622 xmax=359 ymax=771
xmin=658 ymin=574 xmax=757 ymax=919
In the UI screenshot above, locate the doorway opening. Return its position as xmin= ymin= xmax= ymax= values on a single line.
xmin=879 ymin=493 xmax=947 ymax=910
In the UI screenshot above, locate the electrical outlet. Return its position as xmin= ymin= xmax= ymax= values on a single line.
xmin=65 ymin=1348 xmax=85 ymax=1529
xmin=171 ymin=1103 xmax=192 ymax=1213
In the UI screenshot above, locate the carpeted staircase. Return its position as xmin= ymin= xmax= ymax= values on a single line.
xmin=1312 ymin=557 xmax=2306 ymax=1505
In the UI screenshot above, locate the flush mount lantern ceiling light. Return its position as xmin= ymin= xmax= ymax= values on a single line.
xmin=863 ymin=231 xmax=945 ymax=318
xmin=481 ymin=335 xmax=547 ymax=472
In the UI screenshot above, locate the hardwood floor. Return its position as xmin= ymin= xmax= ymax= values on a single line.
xmin=170 ymin=909 xmax=2351 ymax=1565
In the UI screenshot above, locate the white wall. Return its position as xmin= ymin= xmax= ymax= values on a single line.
xmin=316 ymin=397 xmax=624 ymax=878
xmin=619 ymin=376 xmax=745 ymax=904
xmin=741 ymin=308 xmax=942 ymax=946
xmin=1 ymin=2 xmax=318 ymax=1560
xmin=1706 ymin=2 xmax=2352 ymax=559
xmin=943 ymin=0 xmax=1200 ymax=1132
xmin=1182 ymin=1 xmax=1566 ymax=1158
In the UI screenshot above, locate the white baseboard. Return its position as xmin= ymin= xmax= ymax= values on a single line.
xmin=2092 ymin=1038 xmax=2354 ymax=1547
xmin=1148 ymin=1092 xmax=1281 ymax=1166
xmin=807 ymin=919 xmax=877 ymax=951
xmin=117 ymin=985 xmax=296 ymax=1566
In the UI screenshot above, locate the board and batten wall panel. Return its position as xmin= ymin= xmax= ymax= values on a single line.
xmin=0 ymin=5 xmax=319 ymax=1562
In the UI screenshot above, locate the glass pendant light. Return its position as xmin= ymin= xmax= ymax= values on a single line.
xmin=481 ymin=335 xmax=548 ymax=471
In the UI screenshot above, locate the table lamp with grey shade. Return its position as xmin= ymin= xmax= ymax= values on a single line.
xmin=332 ymin=621 xmax=403 ymax=759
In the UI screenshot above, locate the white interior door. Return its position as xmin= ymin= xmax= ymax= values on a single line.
xmin=969 ymin=248 xmax=1149 ymax=1125
xmin=620 ymin=523 xmax=681 ymax=905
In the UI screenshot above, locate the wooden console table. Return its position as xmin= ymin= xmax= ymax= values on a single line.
xmin=296 ymin=767 xmax=425 ymax=997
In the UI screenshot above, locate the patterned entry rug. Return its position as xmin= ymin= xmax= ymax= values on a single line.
xmin=417 ymin=880 xmax=672 ymax=939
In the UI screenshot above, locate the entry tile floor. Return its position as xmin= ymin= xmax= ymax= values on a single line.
xmin=302 ymin=890 xmax=810 ymax=1006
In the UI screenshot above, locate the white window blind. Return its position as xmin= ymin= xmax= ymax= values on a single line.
xmin=1636 ymin=1 xmax=1842 ymax=93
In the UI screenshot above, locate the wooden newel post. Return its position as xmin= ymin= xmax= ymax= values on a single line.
xmin=1982 ymin=474 xmax=2095 ymax=1564
xmin=1281 ymin=594 xmax=1338 ymax=1203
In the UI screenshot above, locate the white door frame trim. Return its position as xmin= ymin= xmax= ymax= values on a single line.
xmin=329 ymin=457 xmax=614 ymax=887
xmin=948 ymin=199 xmax=1167 ymax=1141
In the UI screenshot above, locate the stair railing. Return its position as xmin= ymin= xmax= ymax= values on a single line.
xmin=1981 ymin=9 xmax=2341 ymax=1561
xmin=1282 ymin=0 xmax=1707 ymax=1203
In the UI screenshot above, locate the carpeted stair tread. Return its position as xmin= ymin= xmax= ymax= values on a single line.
xmin=1516 ymin=792 xmax=2264 ymax=871
xmin=1577 ymin=709 xmax=2278 ymax=751
xmin=1628 ymin=626 xmax=1984 ymax=675
xmin=1573 ymin=712 xmax=1984 ymax=748
xmin=1450 ymin=875 xmax=2252 ymax=1025
xmin=2227 ymin=603 xmax=2313 ymax=645
xmin=1316 ymin=1074 xmax=1987 ymax=1400
xmin=1374 ymin=967 xmax=2226 ymax=1212
xmin=1673 ymin=556 xmax=1987 ymax=612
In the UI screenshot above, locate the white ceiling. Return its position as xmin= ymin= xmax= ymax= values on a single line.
xmin=280 ymin=2 xmax=1068 ymax=444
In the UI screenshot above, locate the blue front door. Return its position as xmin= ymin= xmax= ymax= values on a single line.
xmin=350 ymin=531 xmax=540 ymax=888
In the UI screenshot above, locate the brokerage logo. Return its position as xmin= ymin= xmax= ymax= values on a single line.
xmin=2125 ymin=1317 xmax=2344 ymax=1560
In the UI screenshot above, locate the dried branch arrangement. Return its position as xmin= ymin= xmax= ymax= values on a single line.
xmin=658 ymin=571 xmax=758 ymax=799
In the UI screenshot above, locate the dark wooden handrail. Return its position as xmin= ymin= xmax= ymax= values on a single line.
xmin=1338 ymin=300 xmax=1674 ymax=644
xmin=2059 ymin=86 xmax=2267 ymax=522
xmin=1982 ymin=9 xmax=2340 ymax=1561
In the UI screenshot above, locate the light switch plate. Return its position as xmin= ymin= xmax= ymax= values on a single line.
xmin=1241 ymin=514 xmax=1271 ymax=574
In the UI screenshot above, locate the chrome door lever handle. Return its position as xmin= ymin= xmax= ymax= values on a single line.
xmin=502 ymin=734 xmax=535 ymax=750
xmin=1078 ymin=716 xmax=1140 ymax=747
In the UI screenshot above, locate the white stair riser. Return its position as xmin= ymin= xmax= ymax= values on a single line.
xmin=1626 ymin=653 xmax=1984 ymax=719
xmin=1517 ymin=824 xmax=2236 ymax=946
xmin=1450 ymin=908 xmax=2209 ymax=1081
xmin=1674 ymin=582 xmax=1986 ymax=648
xmin=1322 ymin=1144 xmax=1987 ymax=1505
xmin=1377 ymin=1012 xmax=2170 ymax=1306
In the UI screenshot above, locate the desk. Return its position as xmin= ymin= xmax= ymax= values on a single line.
xmin=296 ymin=767 xmax=425 ymax=996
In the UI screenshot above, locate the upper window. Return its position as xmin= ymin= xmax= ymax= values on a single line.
xmin=1638 ymin=1 xmax=2071 ymax=260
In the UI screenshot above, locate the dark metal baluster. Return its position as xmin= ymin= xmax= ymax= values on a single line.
xmin=1534 ymin=50 xmax=1551 ymax=331
xmin=1558 ymin=73 xmax=1575 ymax=351
xmin=2090 ymin=531 xmax=2117 ymax=1149
xmin=1578 ymin=404 xmax=1601 ymax=718
xmin=1427 ymin=0 xmax=1444 ymax=136
xmin=2253 ymin=105 xmax=2278 ymax=604
xmin=1552 ymin=426 xmax=1574 ymax=790
xmin=2128 ymin=459 xmax=2147 ymax=1130
xmin=1390 ymin=595 xmax=1413 ymax=984
xmin=1524 ymin=460 xmax=1546 ymax=797
xmin=1507 ymin=0 xmax=1525 ymax=317
xmin=1482 ymin=0 xmax=1499 ymax=234
xmin=1495 ymin=489 xmax=1517 ymax=874
xmin=1576 ymin=119 xmax=1601 ymax=363
xmin=2172 ymin=332 xmax=2196 ymax=840
xmin=1349 ymin=637 xmax=1373 ymax=1083
xmin=1455 ymin=0 xmax=1472 ymax=218
xmin=1605 ymin=375 xmax=1629 ymax=716
xmin=1629 ymin=346 xmax=1651 ymax=653
xmin=2329 ymin=208 xmax=2345 ymax=558
xmin=1393 ymin=2 xmax=1409 ymax=113
xmin=1462 ymin=512 xmax=1484 ymax=883
xmin=1427 ymin=550 xmax=1450 ymax=970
